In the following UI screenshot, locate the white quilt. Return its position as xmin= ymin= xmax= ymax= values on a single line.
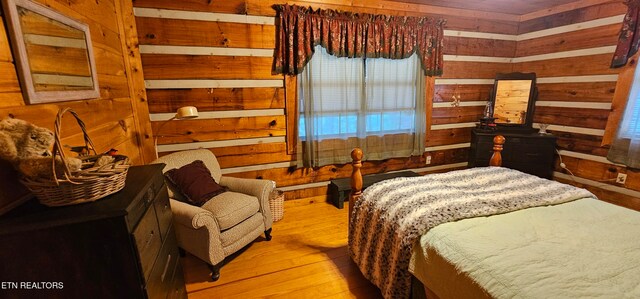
xmin=349 ymin=167 xmax=595 ymax=299
xmin=416 ymin=197 xmax=640 ymax=298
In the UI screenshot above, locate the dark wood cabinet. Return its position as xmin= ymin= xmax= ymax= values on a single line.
xmin=469 ymin=129 xmax=557 ymax=179
xmin=0 ymin=164 xmax=186 ymax=299
xmin=328 ymin=171 xmax=421 ymax=208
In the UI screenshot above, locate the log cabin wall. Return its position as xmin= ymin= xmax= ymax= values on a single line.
xmin=0 ymin=0 xmax=154 ymax=212
xmin=133 ymin=0 xmax=519 ymax=201
xmin=514 ymin=1 xmax=640 ymax=208
xmin=132 ymin=0 xmax=639 ymax=206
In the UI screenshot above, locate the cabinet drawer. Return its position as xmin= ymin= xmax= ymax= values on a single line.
xmin=508 ymin=144 xmax=555 ymax=163
xmin=127 ymin=170 xmax=166 ymax=230
xmin=473 ymin=142 xmax=494 ymax=160
xmin=127 ymin=184 xmax=157 ymax=231
xmin=514 ymin=151 xmax=554 ymax=164
xmin=147 ymin=226 xmax=181 ymax=299
xmin=154 ymin=185 xmax=173 ymax=239
xmin=167 ymin=249 xmax=186 ymax=299
xmin=133 ymin=207 xmax=161 ymax=281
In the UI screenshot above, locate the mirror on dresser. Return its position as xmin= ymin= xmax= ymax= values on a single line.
xmin=2 ymin=0 xmax=100 ymax=104
xmin=489 ymin=72 xmax=538 ymax=132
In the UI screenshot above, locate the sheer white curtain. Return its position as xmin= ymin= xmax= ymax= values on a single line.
xmin=608 ymin=63 xmax=640 ymax=168
xmin=297 ymin=46 xmax=364 ymax=167
xmin=297 ymin=45 xmax=425 ymax=167
xmin=364 ymin=53 xmax=426 ymax=161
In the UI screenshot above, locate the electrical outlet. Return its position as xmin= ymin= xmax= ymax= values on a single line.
xmin=426 ymin=155 xmax=432 ymax=165
xmin=616 ymin=173 xmax=627 ymax=184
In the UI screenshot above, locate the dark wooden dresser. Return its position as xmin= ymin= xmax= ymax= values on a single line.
xmin=0 ymin=164 xmax=186 ymax=299
xmin=469 ymin=129 xmax=557 ymax=179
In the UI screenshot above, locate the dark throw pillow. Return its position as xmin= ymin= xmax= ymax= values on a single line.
xmin=164 ymin=160 xmax=226 ymax=206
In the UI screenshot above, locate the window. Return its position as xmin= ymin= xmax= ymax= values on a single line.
xmin=298 ymin=46 xmax=420 ymax=140
xmin=296 ymin=45 xmax=426 ymax=167
xmin=606 ymin=57 xmax=640 ymax=168
xmin=618 ymin=64 xmax=640 ymax=139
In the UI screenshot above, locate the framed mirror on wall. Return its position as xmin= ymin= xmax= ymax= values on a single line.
xmin=490 ymin=72 xmax=537 ymax=132
xmin=2 ymin=0 xmax=99 ymax=104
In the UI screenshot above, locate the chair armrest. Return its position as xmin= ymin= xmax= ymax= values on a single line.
xmin=219 ymin=176 xmax=274 ymax=228
xmin=169 ymin=199 xmax=224 ymax=265
xmin=219 ymin=177 xmax=274 ymax=200
xmin=170 ymin=199 xmax=219 ymax=230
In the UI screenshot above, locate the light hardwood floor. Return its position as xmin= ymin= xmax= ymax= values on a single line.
xmin=180 ymin=198 xmax=382 ymax=298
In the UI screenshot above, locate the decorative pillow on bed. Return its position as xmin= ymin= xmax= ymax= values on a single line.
xmin=164 ymin=160 xmax=227 ymax=206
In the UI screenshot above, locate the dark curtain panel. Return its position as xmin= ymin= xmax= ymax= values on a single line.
xmin=272 ymin=4 xmax=445 ymax=76
xmin=611 ymin=0 xmax=640 ymax=68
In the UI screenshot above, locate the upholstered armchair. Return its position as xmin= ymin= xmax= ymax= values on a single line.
xmin=152 ymin=149 xmax=273 ymax=281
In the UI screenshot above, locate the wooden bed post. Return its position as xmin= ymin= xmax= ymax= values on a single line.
xmin=349 ymin=148 xmax=364 ymax=219
xmin=490 ymin=135 xmax=505 ymax=167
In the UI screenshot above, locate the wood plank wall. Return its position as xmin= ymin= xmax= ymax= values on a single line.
xmin=133 ymin=0 xmax=518 ymax=201
xmin=515 ymin=2 xmax=640 ymax=206
xmin=133 ymin=0 xmax=638 ymax=205
xmin=0 ymin=0 xmax=153 ymax=213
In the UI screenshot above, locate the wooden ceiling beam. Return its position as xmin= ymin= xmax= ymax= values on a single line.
xmin=350 ymin=0 xmax=521 ymax=21
xmin=520 ymin=0 xmax=622 ymax=21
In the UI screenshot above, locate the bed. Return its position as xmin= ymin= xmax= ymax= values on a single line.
xmin=347 ymin=136 xmax=640 ymax=299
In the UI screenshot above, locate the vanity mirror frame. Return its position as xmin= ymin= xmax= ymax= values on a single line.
xmin=2 ymin=0 xmax=100 ymax=104
xmin=489 ymin=72 xmax=538 ymax=131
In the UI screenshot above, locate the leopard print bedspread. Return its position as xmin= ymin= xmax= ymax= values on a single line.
xmin=348 ymin=167 xmax=595 ymax=299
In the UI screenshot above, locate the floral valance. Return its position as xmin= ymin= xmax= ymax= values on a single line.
xmin=611 ymin=0 xmax=640 ymax=68
xmin=272 ymin=5 xmax=446 ymax=76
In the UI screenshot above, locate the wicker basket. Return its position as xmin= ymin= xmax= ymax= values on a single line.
xmin=20 ymin=108 xmax=130 ymax=207
xmin=269 ymin=189 xmax=284 ymax=222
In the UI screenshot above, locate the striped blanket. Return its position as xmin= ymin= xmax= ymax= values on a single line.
xmin=348 ymin=167 xmax=595 ymax=299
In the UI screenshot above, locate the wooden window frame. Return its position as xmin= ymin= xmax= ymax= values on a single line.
xmin=285 ymin=75 xmax=298 ymax=155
